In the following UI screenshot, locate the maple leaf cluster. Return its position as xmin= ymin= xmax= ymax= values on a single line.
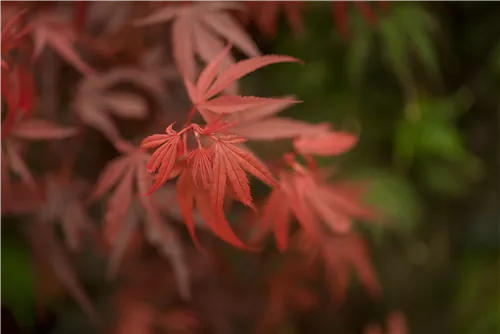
xmin=1 ymin=2 xmax=407 ymax=334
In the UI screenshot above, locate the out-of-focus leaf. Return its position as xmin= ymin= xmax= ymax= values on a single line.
xmin=419 ymin=122 xmax=466 ymax=159
xmin=1 ymin=239 xmax=35 ymax=328
xmin=396 ymin=4 xmax=439 ymax=78
xmin=346 ymin=14 xmax=372 ymax=85
xmin=379 ymin=16 xmax=410 ymax=83
xmin=378 ymin=3 xmax=439 ymax=83
xmin=350 ymin=169 xmax=422 ymax=234
xmin=420 ymin=156 xmax=482 ymax=197
xmin=393 ymin=117 xmax=421 ymax=169
xmin=394 ymin=94 xmax=473 ymax=168
xmin=454 ymin=258 xmax=500 ymax=334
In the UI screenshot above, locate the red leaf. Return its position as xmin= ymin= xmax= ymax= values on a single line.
xmin=204 ymin=54 xmax=302 ymax=100
xmin=33 ymin=15 xmax=95 ymax=76
xmin=12 ymin=120 xmax=79 ymax=140
xmin=261 ymin=186 xmax=290 ymax=252
xmin=176 ymin=169 xmax=202 ymax=250
xmin=195 ymin=44 xmax=232 ymax=101
xmin=135 ymin=2 xmax=257 ymax=83
xmin=194 ymin=186 xmax=254 ymax=250
xmin=232 ymin=117 xmax=327 ymax=141
xmin=199 ymin=95 xmax=298 ymax=114
xmin=141 ymin=125 xmax=182 ymax=193
xmin=293 ymin=131 xmax=358 ymax=156
xmin=88 ymin=155 xmax=130 ymax=203
xmin=211 ymin=139 xmax=253 ymax=210
xmin=188 ymin=147 xmax=212 ymax=189
xmin=209 ymin=136 xmax=278 ymax=214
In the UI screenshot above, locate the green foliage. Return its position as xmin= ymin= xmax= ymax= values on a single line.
xmin=350 ymin=168 xmax=422 ymax=236
xmin=454 ymin=258 xmax=500 ymax=334
xmin=394 ymin=91 xmax=482 ymax=197
xmin=347 ymin=2 xmax=439 ymax=86
xmin=1 ymin=238 xmax=36 ymax=329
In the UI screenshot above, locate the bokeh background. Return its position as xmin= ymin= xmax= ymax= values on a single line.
xmin=243 ymin=2 xmax=500 ymax=333
xmin=2 ymin=2 xmax=499 ymax=334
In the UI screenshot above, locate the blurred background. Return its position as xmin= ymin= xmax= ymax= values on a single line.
xmin=244 ymin=2 xmax=500 ymax=333
xmin=248 ymin=0 xmax=500 ymax=334
xmin=2 ymin=2 xmax=499 ymax=334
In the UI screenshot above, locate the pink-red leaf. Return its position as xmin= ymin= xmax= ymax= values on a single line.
xmin=294 ymin=131 xmax=358 ymax=156
xmin=141 ymin=125 xmax=182 ymax=193
xmin=261 ymin=187 xmax=290 ymax=252
xmin=212 ymin=140 xmax=253 ymax=209
xmin=204 ymin=55 xmax=302 ymax=100
xmin=188 ymin=148 xmax=212 ymax=189
xmin=199 ymin=95 xmax=297 ymax=114
xmin=232 ymin=117 xmax=328 ymax=141
xmin=12 ymin=120 xmax=79 ymax=140
xmin=176 ymin=169 xmax=201 ymax=250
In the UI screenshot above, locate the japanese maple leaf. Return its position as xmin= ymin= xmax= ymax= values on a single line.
xmin=27 ymin=218 xmax=100 ymax=327
xmin=1 ymin=115 xmax=78 ymax=189
xmin=2 ymin=8 xmax=37 ymax=131
xmin=74 ymin=71 xmax=149 ymax=146
xmin=88 ymin=0 xmax=134 ymax=34
xmin=135 ymin=1 xmax=260 ymax=91
xmin=243 ymin=1 xmax=305 ymax=38
xmin=218 ymin=96 xmax=329 ymax=141
xmin=210 ymin=135 xmax=278 ymax=213
xmin=140 ymin=45 xmax=302 ymax=249
xmin=39 ymin=172 xmax=96 ymax=252
xmin=365 ymin=311 xmax=409 ymax=334
xmin=257 ymin=154 xmax=375 ymax=252
xmin=293 ymin=130 xmax=358 ymax=156
xmin=332 ymin=1 xmax=389 ymax=38
xmin=113 ymin=293 xmax=199 ymax=334
xmin=1 ymin=8 xmax=32 ymax=68
xmin=143 ymin=130 xmax=271 ymax=250
xmin=175 ymin=160 xmax=258 ymax=250
xmin=184 ymin=43 xmax=301 ymax=120
xmin=256 ymin=260 xmax=318 ymax=334
xmin=89 ymin=146 xmax=191 ymax=299
xmin=152 ymin=184 xmax=207 ymax=230
xmin=2 ymin=163 xmax=103 ymax=253
xmin=240 ymin=1 xmax=388 ymax=40
xmin=31 ymin=10 xmax=95 ymax=76
xmin=1 ymin=179 xmax=44 ymax=215
xmin=294 ymin=231 xmax=381 ymax=302
xmin=1 ymin=64 xmax=37 ymax=135
xmin=141 ymin=44 xmax=301 ymax=193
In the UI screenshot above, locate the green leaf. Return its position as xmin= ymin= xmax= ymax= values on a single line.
xmin=393 ymin=116 xmax=422 ymax=169
xmin=377 ymin=3 xmax=440 ymax=83
xmin=349 ymin=169 xmax=422 ymax=234
xmin=396 ymin=4 xmax=439 ymax=78
xmin=346 ymin=14 xmax=373 ymax=85
xmin=419 ymin=122 xmax=466 ymax=159
xmin=420 ymin=156 xmax=482 ymax=197
xmin=1 ymin=238 xmax=36 ymax=328
xmin=454 ymin=258 xmax=500 ymax=334
xmin=379 ymin=16 xmax=411 ymax=83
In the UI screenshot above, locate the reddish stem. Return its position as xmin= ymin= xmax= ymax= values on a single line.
xmin=184 ymin=106 xmax=197 ymax=126
xmin=178 ymin=123 xmax=194 ymax=136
